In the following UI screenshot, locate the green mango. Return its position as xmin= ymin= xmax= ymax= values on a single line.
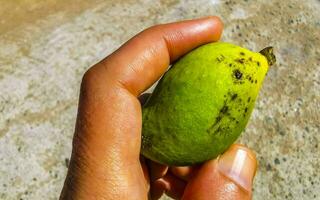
xmin=141 ymin=42 xmax=275 ymax=166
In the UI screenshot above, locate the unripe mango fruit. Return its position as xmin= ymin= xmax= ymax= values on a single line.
xmin=141 ymin=42 xmax=275 ymax=166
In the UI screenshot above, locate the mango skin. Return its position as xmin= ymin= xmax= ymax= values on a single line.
xmin=142 ymin=42 xmax=269 ymax=166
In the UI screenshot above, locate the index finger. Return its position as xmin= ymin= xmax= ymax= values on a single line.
xmin=85 ymin=16 xmax=223 ymax=96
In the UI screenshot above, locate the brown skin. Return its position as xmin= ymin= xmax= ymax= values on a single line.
xmin=60 ymin=17 xmax=256 ymax=200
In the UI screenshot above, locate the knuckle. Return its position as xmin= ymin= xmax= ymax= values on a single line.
xmin=79 ymin=68 xmax=98 ymax=99
xmin=143 ymin=24 xmax=164 ymax=34
xmin=81 ymin=67 xmax=95 ymax=86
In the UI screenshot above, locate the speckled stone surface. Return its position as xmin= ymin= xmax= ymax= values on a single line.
xmin=0 ymin=0 xmax=319 ymax=199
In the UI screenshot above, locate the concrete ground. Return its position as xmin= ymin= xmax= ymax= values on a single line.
xmin=0 ymin=0 xmax=319 ymax=199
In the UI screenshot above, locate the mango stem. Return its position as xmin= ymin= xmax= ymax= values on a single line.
xmin=259 ymin=47 xmax=276 ymax=66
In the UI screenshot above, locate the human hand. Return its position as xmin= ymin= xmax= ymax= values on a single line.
xmin=60 ymin=17 xmax=257 ymax=200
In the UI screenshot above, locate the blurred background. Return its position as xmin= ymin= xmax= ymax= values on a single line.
xmin=0 ymin=0 xmax=319 ymax=199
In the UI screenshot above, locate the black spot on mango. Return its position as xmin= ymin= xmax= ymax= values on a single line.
xmin=231 ymin=94 xmax=238 ymax=101
xmin=234 ymin=69 xmax=243 ymax=79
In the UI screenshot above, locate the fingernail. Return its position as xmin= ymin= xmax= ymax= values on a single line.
xmin=217 ymin=144 xmax=257 ymax=192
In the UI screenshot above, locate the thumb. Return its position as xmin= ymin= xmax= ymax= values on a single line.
xmin=182 ymin=144 xmax=257 ymax=200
